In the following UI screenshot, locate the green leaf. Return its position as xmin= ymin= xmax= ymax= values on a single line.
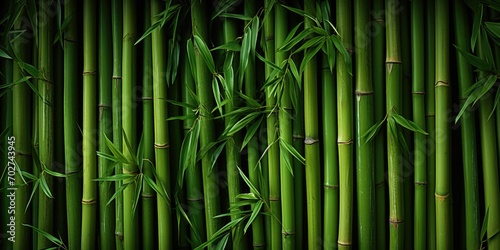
xmin=454 ymin=44 xmax=494 ymax=71
xmin=392 ymin=113 xmax=428 ymax=135
xmin=480 ymin=206 xmax=490 ymax=240
xmin=94 ymin=173 xmax=135 ymax=182
xmin=194 ymin=35 xmax=216 ymax=74
xmin=238 ymin=167 xmax=261 ymax=197
xmin=293 ymin=35 xmax=325 ymax=55
xmin=244 ymin=200 xmax=263 ymax=233
xmin=226 ymin=112 xmax=260 ymax=136
xmin=26 ymin=179 xmax=39 ymax=212
xmin=212 ymin=41 xmax=241 ymax=52
xmin=280 ymin=138 xmax=305 ymax=165
xmin=23 ymin=224 xmax=64 ymax=247
xmin=187 ymin=38 xmax=197 ymax=81
xmin=132 ymin=175 xmax=143 ymax=215
xmin=39 ymin=174 xmax=54 ymax=198
xmin=107 ymin=183 xmax=128 ymax=206
xmin=241 ymin=117 xmax=262 ymax=151
xmin=0 ymin=48 xmax=12 ymax=59
xmin=0 ymin=76 xmax=31 ymax=89
xmin=217 ymin=13 xmax=252 ymax=21
xmin=166 ymin=99 xmax=198 ymax=110
xmin=239 ymin=28 xmax=252 ymax=85
xmin=103 ymin=132 xmax=130 ymax=164
xmin=21 ymin=62 xmax=41 ymax=78
xmin=212 ymin=76 xmax=224 ymax=115
xmin=236 ymin=193 xmax=259 ymax=200
xmin=484 ymin=21 xmax=500 ymax=39
xmin=43 ymin=167 xmax=67 ymax=178
xmin=279 ymin=28 xmax=314 ymax=52
xmin=471 ymin=4 xmax=483 ymax=51
xmin=282 ymin=4 xmax=319 ymax=26
xmin=143 ymin=174 xmax=167 ymax=200
xmin=331 ymin=34 xmax=352 ymax=75
xmin=299 ymin=41 xmax=324 ymax=73
xmin=479 ymin=27 xmax=495 ymax=69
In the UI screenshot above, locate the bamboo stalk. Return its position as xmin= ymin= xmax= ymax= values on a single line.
xmin=354 ymin=0 xmax=375 ymax=248
xmin=37 ymin=0 xmax=55 ymax=247
xmin=337 ymin=0 xmax=353 ymax=249
xmin=63 ymin=0 xmax=82 ymax=248
xmin=98 ymin=0 xmax=116 ymax=248
xmin=411 ymin=1 xmax=427 ymax=249
xmin=12 ymin=5 xmax=32 ymax=248
xmin=425 ymin=1 xmax=436 ymax=248
xmin=434 ymin=1 xmax=451 ymax=248
xmin=122 ymin=0 xmax=139 ymax=248
xmin=263 ymin=0 xmax=281 ymax=249
xmin=151 ymin=0 xmax=173 ymax=248
xmin=191 ymin=0 xmax=221 ymax=243
xmin=371 ymin=0 xmax=387 ymax=248
xmin=81 ymin=0 xmax=98 ymax=248
xmin=453 ymin=2 xmax=480 ymax=249
xmin=385 ymin=0 xmax=404 ymax=248
xmin=111 ymin=0 xmax=124 ymax=247
xmin=141 ymin=1 xmax=157 ymax=248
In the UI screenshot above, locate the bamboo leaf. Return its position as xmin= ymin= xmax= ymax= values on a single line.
xmin=257 ymin=52 xmax=282 ymax=72
xmin=187 ymin=38 xmax=198 ymax=81
xmin=43 ymin=167 xmax=67 ymax=178
xmin=239 ymin=27 xmax=252 ymax=85
xmin=236 ymin=193 xmax=259 ymax=200
xmin=484 ymin=22 xmax=500 ymax=39
xmin=454 ymin=44 xmax=494 ymax=71
xmin=241 ymin=116 xmax=262 ymax=150
xmin=392 ymin=113 xmax=428 ymax=135
xmin=217 ymin=13 xmax=252 ymax=21
xmin=326 ymin=37 xmax=336 ymax=72
xmin=244 ymin=200 xmax=263 ymax=233
xmin=107 ymin=183 xmax=128 ymax=206
xmin=194 ymin=35 xmax=216 ymax=74
xmin=23 ymin=224 xmax=64 ymax=247
xmin=166 ymin=39 xmax=180 ymax=85
xmin=294 ymin=35 xmax=325 ymax=56
xmin=489 ymin=87 xmax=500 ymax=120
xmin=226 ymin=112 xmax=260 ymax=136
xmin=21 ymin=62 xmax=41 ymax=79
xmin=122 ymin=129 xmax=137 ymax=163
xmin=331 ymin=34 xmax=352 ymax=75
xmin=0 ymin=76 xmax=31 ymax=89
xmin=94 ymin=173 xmax=135 ymax=182
xmin=300 ymin=42 xmax=324 ymax=73
xmin=280 ymin=138 xmax=305 ymax=165
xmin=212 ymin=76 xmax=224 ymax=115
xmin=39 ymin=174 xmax=54 ymax=198
xmin=279 ymin=28 xmax=314 ymax=52
xmin=212 ymin=41 xmax=241 ymax=51
xmin=471 ymin=3 xmax=483 ymax=51
xmin=26 ymin=179 xmax=39 ymax=212
xmin=480 ymin=27 xmax=495 ymax=69
xmin=215 ymin=233 xmax=230 ymax=250
xmin=143 ymin=174 xmax=167 ymax=200
xmin=166 ymin=99 xmax=198 ymax=110
xmin=282 ymin=4 xmax=319 ymax=26
xmin=480 ymin=207 xmax=490 ymax=240
xmin=132 ymin=175 xmax=143 ymax=215
xmin=103 ymin=132 xmax=130 ymax=164
xmin=0 ymin=48 xmax=12 ymax=59
xmin=238 ymin=167 xmax=261 ymax=197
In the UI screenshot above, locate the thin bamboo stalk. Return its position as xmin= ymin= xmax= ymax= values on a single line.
xmin=354 ymin=0 xmax=375 ymax=248
xmin=337 ymin=0 xmax=353 ymax=249
xmin=371 ymin=0 xmax=387 ymax=248
xmin=81 ymin=0 xmax=98 ymax=248
xmin=453 ymin=2 xmax=480 ymax=249
xmin=425 ymin=1 xmax=436 ymax=248
xmin=98 ymin=0 xmax=116 ymax=248
xmin=12 ymin=6 xmax=32 ymax=249
xmin=411 ymin=1 xmax=427 ymax=249
xmin=37 ymin=0 xmax=55 ymax=247
xmin=111 ymin=0 xmax=124 ymax=247
xmin=434 ymin=1 xmax=451 ymax=248
xmin=63 ymin=0 xmax=82 ymax=248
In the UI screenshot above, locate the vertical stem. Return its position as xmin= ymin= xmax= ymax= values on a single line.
xmin=355 ymin=0 xmax=375 ymax=248
xmin=37 ymin=0 xmax=54 ymax=247
xmin=434 ymin=1 xmax=451 ymax=249
xmin=63 ymin=0 xmax=82 ymax=248
xmin=81 ymin=0 xmax=97 ymax=248
xmin=385 ymin=0 xmax=404 ymax=248
xmin=337 ymin=0 xmax=353 ymax=249
xmin=453 ymin=2 xmax=480 ymax=249
xmin=411 ymin=1 xmax=427 ymax=249
xmin=98 ymin=0 xmax=116 ymax=248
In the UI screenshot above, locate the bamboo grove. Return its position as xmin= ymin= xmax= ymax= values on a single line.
xmin=1 ymin=0 xmax=500 ymax=249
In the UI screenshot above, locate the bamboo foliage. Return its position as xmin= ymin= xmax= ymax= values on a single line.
xmin=2 ymin=1 xmax=500 ymax=249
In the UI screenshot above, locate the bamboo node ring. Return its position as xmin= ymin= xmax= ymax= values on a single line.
xmin=154 ymin=143 xmax=170 ymax=149
xmin=304 ymin=137 xmax=319 ymax=145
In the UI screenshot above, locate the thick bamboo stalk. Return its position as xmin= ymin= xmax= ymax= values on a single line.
xmin=371 ymin=0 xmax=387 ymax=248
xmin=63 ymin=0 xmax=82 ymax=248
xmin=37 ymin=0 xmax=55 ymax=247
xmin=111 ymin=0 xmax=124 ymax=247
xmin=191 ymin=0 xmax=221 ymax=243
xmin=12 ymin=6 xmax=32 ymax=249
xmin=98 ymin=0 xmax=116 ymax=248
xmin=354 ymin=0 xmax=375 ymax=248
xmin=434 ymin=1 xmax=451 ymax=249
xmin=453 ymin=2 xmax=480 ymax=249
xmin=385 ymin=0 xmax=404 ymax=248
xmin=411 ymin=1 xmax=427 ymax=249
xmin=81 ymin=0 xmax=97 ymax=248
xmin=337 ymin=0 xmax=353 ymax=249
xmin=151 ymin=0 xmax=173 ymax=248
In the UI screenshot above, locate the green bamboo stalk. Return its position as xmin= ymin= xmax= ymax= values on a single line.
xmin=63 ymin=0 xmax=82 ymax=248
xmin=122 ymin=0 xmax=139 ymax=248
xmin=293 ymin=82 xmax=305 ymax=250
xmin=354 ymin=0 xmax=375 ymax=248
xmin=98 ymin=0 xmax=116 ymax=248
xmin=111 ymin=0 xmax=124 ymax=247
xmin=411 ymin=1 xmax=427 ymax=249
xmin=151 ymin=0 xmax=173 ymax=248
xmin=222 ymin=10 xmax=245 ymax=248
xmin=322 ymin=20 xmax=339 ymax=250
xmin=275 ymin=3 xmax=295 ymax=249
xmin=37 ymin=0 xmax=54 ymax=247
xmin=12 ymin=7 xmax=32 ymax=249
xmin=141 ymin=1 xmax=157 ymax=248
xmin=372 ymin=0 xmax=387 ymax=248
xmin=425 ymin=1 xmax=436 ymax=248
xmin=434 ymin=1 xmax=451 ymax=249
xmin=244 ymin=2 xmax=265 ymax=249
xmin=453 ymin=2 xmax=480 ymax=249
xmin=191 ymin=0 xmax=221 ymax=243
xmin=263 ymin=1 xmax=281 ymax=249
xmin=81 ymin=0 xmax=97 ymax=248
xmin=31 ymin=50 xmax=39 ymax=249
xmin=385 ymin=0 xmax=404 ymax=248
xmin=477 ymin=28 xmax=500 ymax=250
xmin=337 ymin=0 xmax=353 ymax=249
